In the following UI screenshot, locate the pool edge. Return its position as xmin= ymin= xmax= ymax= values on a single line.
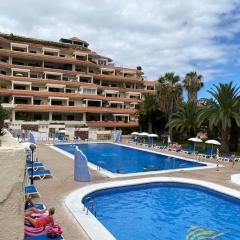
xmin=65 ymin=177 xmax=240 ymax=240
xmin=50 ymin=142 xmax=217 ymax=178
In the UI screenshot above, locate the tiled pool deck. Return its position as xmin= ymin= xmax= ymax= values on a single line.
xmin=34 ymin=142 xmax=240 ymax=240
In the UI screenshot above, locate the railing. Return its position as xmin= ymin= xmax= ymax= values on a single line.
xmin=83 ymin=196 xmax=97 ymax=216
xmin=96 ymin=160 xmax=106 ymax=171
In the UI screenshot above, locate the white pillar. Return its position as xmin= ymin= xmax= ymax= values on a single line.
xmin=100 ymin=113 xmax=102 ymax=121
xmin=72 ymin=64 xmax=76 ymax=71
xmin=12 ymin=111 xmax=15 ymax=121
xmin=49 ymin=112 xmax=52 ymax=121
xmin=82 ymin=112 xmax=86 ymax=122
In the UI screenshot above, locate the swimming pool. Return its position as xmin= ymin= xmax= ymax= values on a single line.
xmin=54 ymin=143 xmax=206 ymax=175
xmin=82 ymin=181 xmax=240 ymax=240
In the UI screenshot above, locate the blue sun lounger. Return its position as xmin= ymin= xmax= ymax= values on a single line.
xmin=24 ymin=234 xmax=64 ymax=239
xmin=27 ymin=169 xmax=52 ymax=180
xmin=25 ymin=185 xmax=40 ymax=197
xmin=219 ymin=155 xmax=240 ymax=162
xmin=25 ymin=203 xmax=46 ymax=210
xmin=182 ymin=145 xmax=197 ymax=154
xmin=199 ymin=149 xmax=217 ymax=158
xmin=26 ymin=162 xmax=45 ymax=171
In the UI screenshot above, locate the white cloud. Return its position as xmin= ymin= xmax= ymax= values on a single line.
xmin=0 ymin=0 xmax=240 ymax=81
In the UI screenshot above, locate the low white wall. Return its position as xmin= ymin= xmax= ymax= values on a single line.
xmin=0 ymin=131 xmax=25 ymax=240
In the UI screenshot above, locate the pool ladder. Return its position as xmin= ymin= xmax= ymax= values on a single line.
xmin=83 ymin=196 xmax=97 ymax=216
xmin=96 ymin=161 xmax=105 ymax=172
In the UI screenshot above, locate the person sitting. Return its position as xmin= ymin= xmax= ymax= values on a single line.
xmin=25 ymin=207 xmax=55 ymax=228
xmin=24 ymin=196 xmax=47 ymax=216
xmin=143 ymin=165 xmax=148 ymax=172
xmin=116 ymin=169 xmax=123 ymax=174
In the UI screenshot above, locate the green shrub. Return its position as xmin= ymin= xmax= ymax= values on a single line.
xmin=0 ymin=104 xmax=7 ymax=136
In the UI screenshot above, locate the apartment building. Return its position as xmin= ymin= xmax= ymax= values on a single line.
xmin=0 ymin=33 xmax=156 ymax=138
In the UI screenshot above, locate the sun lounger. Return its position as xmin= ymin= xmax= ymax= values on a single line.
xmin=27 ymin=169 xmax=52 ymax=180
xmin=143 ymin=140 xmax=156 ymax=147
xmin=154 ymin=143 xmax=167 ymax=149
xmin=168 ymin=147 xmax=182 ymax=152
xmin=219 ymin=155 xmax=240 ymax=162
xmin=25 ymin=185 xmax=40 ymax=197
xmin=199 ymin=149 xmax=216 ymax=158
xmin=26 ymin=162 xmax=45 ymax=171
xmin=182 ymin=145 xmax=197 ymax=154
xmin=26 ymin=203 xmax=46 ymax=210
xmin=24 ymin=234 xmax=64 ymax=239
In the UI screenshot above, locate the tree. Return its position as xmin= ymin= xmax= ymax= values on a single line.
xmin=167 ymin=102 xmax=202 ymax=138
xmin=199 ymin=82 xmax=240 ymax=152
xmin=183 ymin=71 xmax=203 ymax=102
xmin=0 ymin=103 xmax=7 ymax=136
xmin=157 ymin=72 xmax=183 ymax=135
xmin=137 ymin=93 xmax=159 ymax=133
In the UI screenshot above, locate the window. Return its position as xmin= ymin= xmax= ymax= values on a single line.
xmin=82 ymin=88 xmax=96 ymax=95
xmin=52 ymin=115 xmax=62 ymax=121
xmin=69 ymin=101 xmax=75 ymax=106
xmin=32 ymin=86 xmax=39 ymax=91
xmin=98 ymin=59 xmax=107 ymax=65
xmin=67 ymin=115 xmax=74 ymax=121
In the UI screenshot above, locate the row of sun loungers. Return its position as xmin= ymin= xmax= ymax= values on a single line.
xmin=129 ymin=139 xmax=240 ymax=161
xmin=24 ymin=150 xmax=64 ymax=240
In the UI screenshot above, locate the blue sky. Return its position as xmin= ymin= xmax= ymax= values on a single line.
xmin=0 ymin=0 xmax=240 ymax=99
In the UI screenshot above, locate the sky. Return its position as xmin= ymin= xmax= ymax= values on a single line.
xmin=0 ymin=0 xmax=240 ymax=98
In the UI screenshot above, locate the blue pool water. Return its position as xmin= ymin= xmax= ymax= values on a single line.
xmin=84 ymin=183 xmax=240 ymax=240
xmin=55 ymin=143 xmax=205 ymax=174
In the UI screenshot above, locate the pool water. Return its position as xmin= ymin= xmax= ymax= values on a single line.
xmin=84 ymin=183 xmax=240 ymax=240
xmin=55 ymin=143 xmax=205 ymax=174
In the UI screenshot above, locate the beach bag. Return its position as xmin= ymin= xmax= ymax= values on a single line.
xmin=46 ymin=224 xmax=63 ymax=238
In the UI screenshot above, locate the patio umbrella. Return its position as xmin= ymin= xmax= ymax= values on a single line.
xmin=148 ymin=133 xmax=158 ymax=138
xmin=131 ymin=132 xmax=140 ymax=135
xmin=139 ymin=132 xmax=149 ymax=137
xmin=188 ymin=137 xmax=203 ymax=152
xmin=58 ymin=129 xmax=67 ymax=134
xmin=205 ymin=139 xmax=221 ymax=157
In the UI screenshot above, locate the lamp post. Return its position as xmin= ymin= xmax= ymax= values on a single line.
xmin=29 ymin=144 xmax=36 ymax=185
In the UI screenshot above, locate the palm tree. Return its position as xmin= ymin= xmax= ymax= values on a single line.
xmin=167 ymin=102 xmax=202 ymax=138
xmin=157 ymin=72 xmax=183 ymax=135
xmin=199 ymin=82 xmax=240 ymax=152
xmin=183 ymin=71 xmax=203 ymax=102
xmin=137 ymin=93 xmax=159 ymax=133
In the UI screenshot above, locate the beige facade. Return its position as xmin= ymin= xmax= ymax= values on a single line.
xmin=0 ymin=131 xmax=25 ymax=239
